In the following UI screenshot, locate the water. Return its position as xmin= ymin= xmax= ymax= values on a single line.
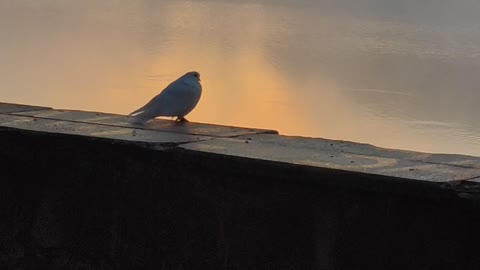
xmin=1 ymin=0 xmax=480 ymax=156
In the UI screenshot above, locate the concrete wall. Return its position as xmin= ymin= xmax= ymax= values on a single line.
xmin=1 ymin=103 xmax=480 ymax=270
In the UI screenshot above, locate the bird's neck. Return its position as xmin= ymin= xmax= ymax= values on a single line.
xmin=182 ymin=79 xmax=200 ymax=89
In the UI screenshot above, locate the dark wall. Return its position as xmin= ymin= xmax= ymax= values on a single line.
xmin=0 ymin=128 xmax=478 ymax=270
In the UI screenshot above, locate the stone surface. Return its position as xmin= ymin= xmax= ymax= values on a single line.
xmin=2 ymin=102 xmax=480 ymax=270
xmin=180 ymin=134 xmax=480 ymax=183
xmin=233 ymin=133 xmax=480 ymax=168
xmin=11 ymin=108 xmax=277 ymax=137
xmin=3 ymin=103 xmax=480 ymax=184
xmin=0 ymin=114 xmax=209 ymax=145
xmin=0 ymin=102 xmax=51 ymax=113
xmin=143 ymin=119 xmax=278 ymax=137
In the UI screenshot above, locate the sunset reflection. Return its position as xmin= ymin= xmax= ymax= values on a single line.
xmin=1 ymin=0 xmax=480 ymax=156
xmin=125 ymin=1 xmax=313 ymax=133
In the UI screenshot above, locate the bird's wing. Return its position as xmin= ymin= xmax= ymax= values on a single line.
xmin=128 ymin=80 xmax=180 ymax=117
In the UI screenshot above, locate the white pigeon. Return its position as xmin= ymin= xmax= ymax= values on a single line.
xmin=128 ymin=71 xmax=202 ymax=125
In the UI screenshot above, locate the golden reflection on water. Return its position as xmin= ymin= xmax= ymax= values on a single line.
xmin=1 ymin=1 xmax=480 ymax=156
xmin=123 ymin=1 xmax=315 ymax=134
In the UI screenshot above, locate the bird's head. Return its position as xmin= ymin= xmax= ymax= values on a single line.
xmin=184 ymin=71 xmax=201 ymax=82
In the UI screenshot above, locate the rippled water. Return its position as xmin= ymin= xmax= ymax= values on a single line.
xmin=1 ymin=0 xmax=480 ymax=156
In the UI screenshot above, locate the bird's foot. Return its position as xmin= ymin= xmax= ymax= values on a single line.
xmin=176 ymin=117 xmax=189 ymax=123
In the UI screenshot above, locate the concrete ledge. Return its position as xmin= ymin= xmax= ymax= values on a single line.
xmin=0 ymin=102 xmax=51 ymax=113
xmin=1 ymin=102 xmax=480 ymax=269
xmin=2 ymin=102 xmax=480 ymax=192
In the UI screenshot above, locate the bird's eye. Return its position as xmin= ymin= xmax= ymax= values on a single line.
xmin=194 ymin=73 xmax=199 ymax=77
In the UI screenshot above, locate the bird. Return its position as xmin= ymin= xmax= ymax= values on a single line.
xmin=128 ymin=71 xmax=202 ymax=125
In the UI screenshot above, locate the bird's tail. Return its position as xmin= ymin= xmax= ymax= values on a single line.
xmin=129 ymin=105 xmax=147 ymax=117
xmin=127 ymin=105 xmax=151 ymax=126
